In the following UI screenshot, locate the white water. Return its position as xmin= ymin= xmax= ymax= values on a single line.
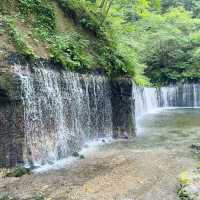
xmin=33 ymin=137 xmax=114 ymax=173
xmin=17 ymin=63 xmax=113 ymax=166
xmin=133 ymin=83 xmax=200 ymax=119
xmin=159 ymin=84 xmax=200 ymax=107
xmin=133 ymin=84 xmax=159 ymax=119
xmin=15 ymin=62 xmax=200 ymax=168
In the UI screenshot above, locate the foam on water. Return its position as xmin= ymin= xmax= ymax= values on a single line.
xmin=33 ymin=137 xmax=114 ymax=173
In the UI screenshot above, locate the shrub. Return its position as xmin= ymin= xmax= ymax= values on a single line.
xmin=50 ymin=33 xmax=92 ymax=72
xmin=7 ymin=166 xmax=30 ymax=177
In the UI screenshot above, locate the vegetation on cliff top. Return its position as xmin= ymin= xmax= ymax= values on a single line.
xmin=0 ymin=0 xmax=136 ymax=80
xmin=0 ymin=0 xmax=200 ymax=85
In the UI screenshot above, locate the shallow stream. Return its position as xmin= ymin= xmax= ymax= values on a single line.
xmin=1 ymin=108 xmax=200 ymax=200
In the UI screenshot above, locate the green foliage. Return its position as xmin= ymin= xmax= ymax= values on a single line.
xmin=19 ymin=0 xmax=56 ymax=35
xmin=177 ymin=171 xmax=198 ymax=200
xmin=0 ymin=0 xmax=13 ymax=14
xmin=1 ymin=0 xmax=200 ymax=84
xmin=177 ymin=171 xmax=199 ymax=200
xmin=57 ymin=0 xmax=138 ymax=78
xmin=139 ymin=8 xmax=200 ymax=85
xmin=3 ymin=16 xmax=36 ymax=59
xmin=93 ymin=43 xmax=126 ymax=76
xmin=134 ymin=0 xmax=161 ymax=18
xmin=50 ymin=33 xmax=93 ymax=71
xmin=7 ymin=166 xmax=30 ymax=177
xmin=179 ymin=171 xmax=192 ymax=186
xmin=103 ymin=0 xmax=200 ymax=85
xmin=57 ymin=0 xmax=105 ymax=37
xmin=2 ymin=0 xmax=94 ymax=72
xmin=161 ymin=0 xmax=200 ymax=18
xmin=0 ymin=0 xmax=150 ymax=82
xmin=177 ymin=188 xmax=197 ymax=200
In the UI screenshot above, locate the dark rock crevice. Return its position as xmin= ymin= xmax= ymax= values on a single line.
xmin=111 ymin=78 xmax=135 ymax=138
xmin=0 ymin=88 xmax=9 ymax=103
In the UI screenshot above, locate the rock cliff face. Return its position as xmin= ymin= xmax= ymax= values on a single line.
xmin=0 ymin=63 xmax=25 ymax=167
xmin=111 ymin=78 xmax=135 ymax=138
xmin=0 ymin=56 xmax=136 ymax=167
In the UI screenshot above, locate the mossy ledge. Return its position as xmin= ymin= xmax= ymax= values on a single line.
xmin=0 ymin=0 xmax=133 ymax=79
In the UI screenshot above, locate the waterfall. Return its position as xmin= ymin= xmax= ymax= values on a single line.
xmin=133 ymin=83 xmax=200 ymax=119
xmin=159 ymin=84 xmax=200 ymax=107
xmin=12 ymin=60 xmax=200 ymax=166
xmin=132 ymin=84 xmax=159 ymax=119
xmin=17 ymin=64 xmax=113 ymax=166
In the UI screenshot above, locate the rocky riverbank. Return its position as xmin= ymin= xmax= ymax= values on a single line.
xmin=0 ymin=142 xmax=198 ymax=200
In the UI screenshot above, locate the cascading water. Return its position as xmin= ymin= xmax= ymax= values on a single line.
xmin=159 ymin=84 xmax=200 ymax=107
xmin=133 ymin=83 xmax=200 ymax=120
xmin=12 ymin=60 xmax=200 ymax=167
xmin=16 ymin=63 xmax=113 ymax=166
xmin=132 ymin=84 xmax=159 ymax=119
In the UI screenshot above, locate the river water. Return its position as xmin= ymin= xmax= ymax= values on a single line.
xmin=1 ymin=107 xmax=200 ymax=200
xmin=136 ymin=108 xmax=200 ymax=149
